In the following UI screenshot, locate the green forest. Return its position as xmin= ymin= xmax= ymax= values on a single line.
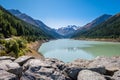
xmin=0 ymin=5 xmax=53 ymax=57
xmin=0 ymin=6 xmax=53 ymax=40
xmin=72 ymin=13 xmax=120 ymax=40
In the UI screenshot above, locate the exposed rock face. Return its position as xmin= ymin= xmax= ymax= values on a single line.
xmin=0 ymin=56 xmax=15 ymax=61
xmin=0 ymin=70 xmax=18 ymax=80
xmin=77 ymin=70 xmax=106 ymax=80
xmin=112 ymin=70 xmax=120 ymax=80
xmin=0 ymin=56 xmax=120 ymax=80
xmin=65 ymin=67 xmax=83 ymax=80
xmin=45 ymin=58 xmax=66 ymax=70
xmin=22 ymin=58 xmax=70 ymax=80
xmin=0 ymin=60 xmax=22 ymax=77
xmin=88 ymin=56 xmax=120 ymax=76
xmin=14 ymin=56 xmax=35 ymax=66
xmin=66 ymin=59 xmax=92 ymax=68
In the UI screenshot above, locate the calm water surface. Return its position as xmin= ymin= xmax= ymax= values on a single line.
xmin=38 ymin=39 xmax=120 ymax=62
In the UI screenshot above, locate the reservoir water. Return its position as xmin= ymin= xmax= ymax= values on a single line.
xmin=38 ymin=39 xmax=120 ymax=62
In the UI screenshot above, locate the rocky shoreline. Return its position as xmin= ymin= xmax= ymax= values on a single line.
xmin=0 ymin=56 xmax=120 ymax=80
xmin=25 ymin=40 xmax=46 ymax=59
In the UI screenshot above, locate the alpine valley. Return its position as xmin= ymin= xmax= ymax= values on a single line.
xmin=0 ymin=3 xmax=120 ymax=80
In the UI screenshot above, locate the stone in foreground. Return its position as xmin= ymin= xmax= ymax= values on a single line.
xmin=112 ymin=70 xmax=120 ymax=80
xmin=77 ymin=70 xmax=106 ymax=80
xmin=0 ymin=70 xmax=18 ymax=80
xmin=14 ymin=56 xmax=35 ymax=66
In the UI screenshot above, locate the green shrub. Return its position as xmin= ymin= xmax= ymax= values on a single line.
xmin=0 ymin=50 xmax=6 ymax=56
xmin=1 ymin=38 xmax=28 ymax=57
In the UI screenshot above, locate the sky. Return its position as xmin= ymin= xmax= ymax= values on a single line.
xmin=0 ymin=0 xmax=120 ymax=29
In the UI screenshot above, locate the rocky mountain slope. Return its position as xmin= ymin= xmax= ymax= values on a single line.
xmin=72 ymin=14 xmax=112 ymax=38
xmin=73 ymin=13 xmax=120 ymax=39
xmin=0 ymin=5 xmax=53 ymax=39
xmin=55 ymin=25 xmax=80 ymax=38
xmin=8 ymin=9 xmax=62 ymax=38
xmin=0 ymin=55 xmax=120 ymax=80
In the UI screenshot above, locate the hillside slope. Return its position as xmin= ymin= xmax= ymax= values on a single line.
xmin=8 ymin=9 xmax=62 ymax=38
xmin=72 ymin=13 xmax=120 ymax=39
xmin=0 ymin=6 xmax=53 ymax=40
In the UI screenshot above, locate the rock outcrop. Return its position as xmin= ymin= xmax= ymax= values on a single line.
xmin=77 ymin=70 xmax=106 ymax=80
xmin=0 ymin=56 xmax=120 ymax=80
xmin=0 ymin=70 xmax=18 ymax=80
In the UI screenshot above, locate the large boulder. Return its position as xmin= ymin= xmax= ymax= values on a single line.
xmin=0 ymin=56 xmax=15 ymax=61
xmin=88 ymin=56 xmax=120 ymax=75
xmin=21 ymin=59 xmax=71 ymax=80
xmin=45 ymin=58 xmax=66 ymax=70
xmin=14 ymin=56 xmax=35 ymax=66
xmin=0 ymin=70 xmax=18 ymax=80
xmin=65 ymin=67 xmax=83 ymax=80
xmin=21 ymin=66 xmax=70 ymax=80
xmin=77 ymin=70 xmax=106 ymax=80
xmin=22 ymin=59 xmax=52 ymax=71
xmin=112 ymin=70 xmax=120 ymax=80
xmin=64 ymin=59 xmax=92 ymax=80
xmin=0 ymin=60 xmax=12 ymax=70
xmin=88 ymin=66 xmax=106 ymax=74
xmin=0 ymin=60 xmax=22 ymax=77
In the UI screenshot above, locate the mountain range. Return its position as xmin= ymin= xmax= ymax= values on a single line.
xmin=1 ymin=5 xmax=120 ymax=40
xmin=55 ymin=25 xmax=80 ymax=38
xmin=72 ymin=14 xmax=112 ymax=38
xmin=8 ymin=9 xmax=62 ymax=38
xmin=0 ymin=5 xmax=54 ymax=40
xmin=73 ymin=13 xmax=120 ymax=39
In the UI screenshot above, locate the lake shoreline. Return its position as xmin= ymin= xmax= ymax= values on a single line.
xmin=74 ymin=38 xmax=120 ymax=42
xmin=25 ymin=40 xmax=47 ymax=59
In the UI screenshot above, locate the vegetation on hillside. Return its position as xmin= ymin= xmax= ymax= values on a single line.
xmin=0 ymin=38 xmax=28 ymax=57
xmin=72 ymin=13 xmax=120 ymax=40
xmin=0 ymin=5 xmax=53 ymax=40
xmin=0 ymin=5 xmax=54 ymax=57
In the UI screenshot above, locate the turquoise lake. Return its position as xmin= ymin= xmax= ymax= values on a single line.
xmin=38 ymin=39 xmax=120 ymax=62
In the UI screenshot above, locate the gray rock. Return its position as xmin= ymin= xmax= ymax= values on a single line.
xmin=0 ymin=60 xmax=22 ymax=77
xmin=0 ymin=60 xmax=12 ymax=70
xmin=112 ymin=70 xmax=120 ymax=80
xmin=23 ymin=59 xmax=51 ymax=71
xmin=66 ymin=59 xmax=91 ymax=68
xmin=45 ymin=58 xmax=66 ymax=70
xmin=65 ymin=59 xmax=92 ymax=80
xmin=0 ymin=56 xmax=15 ymax=61
xmin=65 ymin=67 xmax=83 ymax=80
xmin=105 ymin=76 xmax=113 ymax=80
xmin=21 ymin=66 xmax=70 ymax=80
xmin=88 ymin=56 xmax=120 ymax=75
xmin=88 ymin=66 xmax=106 ymax=74
xmin=77 ymin=70 xmax=106 ymax=80
xmin=14 ymin=56 xmax=35 ymax=66
xmin=0 ymin=70 xmax=18 ymax=80
xmin=22 ymin=58 xmax=71 ymax=80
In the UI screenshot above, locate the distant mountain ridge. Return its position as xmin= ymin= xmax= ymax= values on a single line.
xmin=55 ymin=25 xmax=80 ymax=37
xmin=8 ymin=9 xmax=62 ymax=38
xmin=72 ymin=13 xmax=120 ymax=39
xmin=83 ymin=14 xmax=112 ymax=29
xmin=0 ymin=5 xmax=52 ymax=39
xmin=72 ymin=14 xmax=112 ymax=38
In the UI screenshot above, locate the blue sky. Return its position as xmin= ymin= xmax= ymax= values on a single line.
xmin=0 ymin=0 xmax=120 ymax=29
